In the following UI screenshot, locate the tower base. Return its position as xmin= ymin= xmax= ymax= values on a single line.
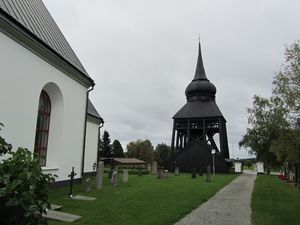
xmin=168 ymin=139 xmax=228 ymax=173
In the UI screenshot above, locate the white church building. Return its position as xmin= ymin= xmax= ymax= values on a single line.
xmin=0 ymin=0 xmax=103 ymax=184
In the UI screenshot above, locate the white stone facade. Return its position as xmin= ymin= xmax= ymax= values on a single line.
xmin=0 ymin=31 xmax=89 ymax=181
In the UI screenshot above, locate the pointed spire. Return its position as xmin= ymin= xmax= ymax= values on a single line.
xmin=193 ymin=41 xmax=208 ymax=81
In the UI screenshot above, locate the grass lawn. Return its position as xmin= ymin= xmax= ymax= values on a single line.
xmin=243 ymin=165 xmax=255 ymax=171
xmin=252 ymin=175 xmax=300 ymax=225
xmin=48 ymin=173 xmax=237 ymax=225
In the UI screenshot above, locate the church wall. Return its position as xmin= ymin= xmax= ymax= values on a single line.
xmin=0 ymin=31 xmax=87 ymax=182
xmin=84 ymin=118 xmax=99 ymax=174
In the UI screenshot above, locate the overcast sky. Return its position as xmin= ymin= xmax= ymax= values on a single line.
xmin=43 ymin=0 xmax=300 ymax=159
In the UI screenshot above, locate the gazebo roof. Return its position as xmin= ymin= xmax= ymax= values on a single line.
xmin=101 ymin=158 xmax=146 ymax=165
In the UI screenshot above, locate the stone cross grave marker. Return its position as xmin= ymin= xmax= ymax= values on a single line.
xmin=68 ymin=166 xmax=77 ymax=198
xmin=123 ymin=169 xmax=129 ymax=183
xmin=95 ymin=161 xmax=104 ymax=191
xmin=206 ymin=165 xmax=211 ymax=182
xmin=111 ymin=171 xmax=118 ymax=187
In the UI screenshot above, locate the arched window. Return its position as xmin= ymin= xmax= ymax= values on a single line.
xmin=34 ymin=91 xmax=51 ymax=166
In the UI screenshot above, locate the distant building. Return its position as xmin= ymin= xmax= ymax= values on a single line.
xmin=0 ymin=0 xmax=103 ymax=184
xmin=169 ymin=42 xmax=230 ymax=173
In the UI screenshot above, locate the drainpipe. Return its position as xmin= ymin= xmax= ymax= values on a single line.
xmin=81 ymin=85 xmax=94 ymax=180
xmin=97 ymin=121 xmax=104 ymax=164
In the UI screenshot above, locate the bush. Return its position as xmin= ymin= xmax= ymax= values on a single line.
xmin=0 ymin=124 xmax=56 ymax=225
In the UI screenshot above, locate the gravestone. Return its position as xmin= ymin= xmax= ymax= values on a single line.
xmin=95 ymin=161 xmax=104 ymax=191
xmin=71 ymin=195 xmax=96 ymax=201
xmin=123 ymin=169 xmax=129 ymax=182
xmin=206 ymin=165 xmax=211 ymax=182
xmin=43 ymin=210 xmax=81 ymax=222
xmin=83 ymin=177 xmax=92 ymax=192
xmin=199 ymin=169 xmax=203 ymax=176
xmin=147 ymin=164 xmax=152 ymax=172
xmin=175 ymin=167 xmax=180 ymax=176
xmin=138 ymin=168 xmax=143 ymax=176
xmin=158 ymin=169 xmax=169 ymax=179
xmin=256 ymin=162 xmax=264 ymax=174
xmin=111 ymin=171 xmax=118 ymax=187
xmin=152 ymin=161 xmax=158 ymax=174
xmin=234 ymin=162 xmax=242 ymax=173
xmin=191 ymin=168 xmax=196 ymax=179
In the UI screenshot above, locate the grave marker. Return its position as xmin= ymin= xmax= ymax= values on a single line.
xmin=175 ymin=167 xmax=180 ymax=176
xmin=95 ymin=161 xmax=104 ymax=190
xmin=192 ymin=168 xmax=196 ymax=179
xmin=123 ymin=169 xmax=129 ymax=182
xmin=111 ymin=171 xmax=118 ymax=187
xmin=206 ymin=165 xmax=211 ymax=182
xmin=68 ymin=167 xmax=77 ymax=198
xmin=152 ymin=161 xmax=158 ymax=174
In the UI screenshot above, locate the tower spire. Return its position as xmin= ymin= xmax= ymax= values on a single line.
xmin=193 ymin=41 xmax=208 ymax=81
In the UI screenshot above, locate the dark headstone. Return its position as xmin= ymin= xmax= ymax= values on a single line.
xmin=192 ymin=168 xmax=196 ymax=179
xmin=206 ymin=165 xmax=211 ymax=182
xmin=199 ymin=169 xmax=203 ymax=176
xmin=138 ymin=169 xmax=143 ymax=176
xmin=108 ymin=170 xmax=113 ymax=179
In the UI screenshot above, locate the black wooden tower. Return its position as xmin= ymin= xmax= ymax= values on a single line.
xmin=168 ymin=42 xmax=230 ymax=173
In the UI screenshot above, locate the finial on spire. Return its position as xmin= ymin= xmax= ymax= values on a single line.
xmin=193 ymin=40 xmax=207 ymax=81
xmin=198 ymin=34 xmax=200 ymax=43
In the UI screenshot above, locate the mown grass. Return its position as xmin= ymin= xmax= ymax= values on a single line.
xmin=48 ymin=173 xmax=237 ymax=225
xmin=252 ymin=175 xmax=300 ymax=225
xmin=243 ymin=165 xmax=255 ymax=171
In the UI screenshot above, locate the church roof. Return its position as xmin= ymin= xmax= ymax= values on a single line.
xmin=173 ymin=100 xmax=223 ymax=119
xmin=0 ymin=0 xmax=92 ymax=82
xmin=87 ymin=99 xmax=103 ymax=123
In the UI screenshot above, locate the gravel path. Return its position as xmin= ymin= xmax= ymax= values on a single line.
xmin=174 ymin=173 xmax=257 ymax=225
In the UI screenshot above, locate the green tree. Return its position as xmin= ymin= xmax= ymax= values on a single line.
xmin=126 ymin=139 xmax=154 ymax=164
xmin=239 ymin=95 xmax=288 ymax=168
xmin=0 ymin=123 xmax=56 ymax=224
xmin=271 ymin=129 xmax=300 ymax=164
xmin=154 ymin=143 xmax=171 ymax=167
xmin=112 ymin=139 xmax=124 ymax=157
xmin=98 ymin=130 xmax=111 ymax=158
xmin=241 ymin=41 xmax=300 ymax=167
xmin=273 ymin=41 xmax=300 ymax=126
xmin=271 ymin=41 xmax=300 ymax=164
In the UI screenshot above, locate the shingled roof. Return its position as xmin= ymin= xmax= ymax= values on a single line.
xmin=87 ymin=99 xmax=103 ymax=123
xmin=173 ymin=100 xmax=223 ymax=119
xmin=0 ymin=0 xmax=92 ymax=83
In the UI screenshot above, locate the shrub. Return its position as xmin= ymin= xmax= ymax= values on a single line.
xmin=0 ymin=124 xmax=56 ymax=225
